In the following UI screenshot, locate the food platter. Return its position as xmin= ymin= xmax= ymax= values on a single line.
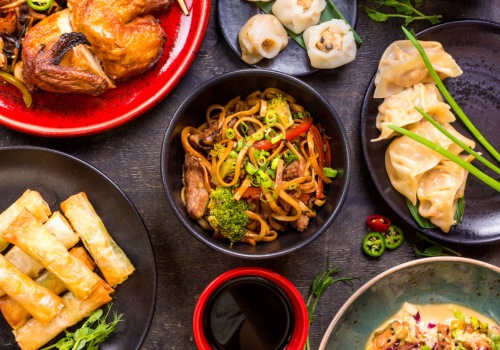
xmin=217 ymin=0 xmax=357 ymax=76
xmin=0 ymin=0 xmax=211 ymax=137
xmin=0 ymin=146 xmax=156 ymax=349
xmin=360 ymin=20 xmax=500 ymax=245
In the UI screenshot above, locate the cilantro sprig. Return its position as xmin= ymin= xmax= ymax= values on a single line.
xmin=361 ymin=0 xmax=442 ymax=26
xmin=413 ymin=232 xmax=462 ymax=257
xmin=303 ymin=258 xmax=358 ymax=350
xmin=41 ymin=304 xmax=123 ymax=350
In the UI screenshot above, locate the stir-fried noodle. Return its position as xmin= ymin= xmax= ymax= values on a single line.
xmin=181 ymin=88 xmax=336 ymax=245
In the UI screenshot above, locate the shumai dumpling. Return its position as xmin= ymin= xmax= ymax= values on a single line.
xmin=238 ymin=14 xmax=288 ymax=65
xmin=417 ymin=156 xmax=473 ymax=232
xmin=372 ymin=83 xmax=456 ymax=142
xmin=374 ymin=40 xmax=463 ymax=98
xmin=272 ymin=0 xmax=326 ymax=35
xmin=302 ymin=18 xmax=356 ymax=69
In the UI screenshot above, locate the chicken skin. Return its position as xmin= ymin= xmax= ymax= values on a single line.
xmin=22 ymin=9 xmax=113 ymax=95
xmin=69 ymin=0 xmax=173 ymax=81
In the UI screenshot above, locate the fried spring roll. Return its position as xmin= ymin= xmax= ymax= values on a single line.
xmin=3 ymin=209 xmax=101 ymax=300
xmin=0 ymin=254 xmax=63 ymax=324
xmin=0 ymin=211 xmax=80 ymax=298
xmin=61 ymin=192 xmax=135 ymax=287
xmin=0 ymin=190 xmax=51 ymax=252
xmin=13 ymin=282 xmax=113 ymax=350
xmin=0 ymin=247 xmax=97 ymax=330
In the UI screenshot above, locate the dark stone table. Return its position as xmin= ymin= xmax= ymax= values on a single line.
xmin=0 ymin=1 xmax=498 ymax=349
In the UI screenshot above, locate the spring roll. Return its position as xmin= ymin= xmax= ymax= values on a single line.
xmin=0 ymin=247 xmax=97 ymax=330
xmin=0 ymin=211 xmax=80 ymax=298
xmin=13 ymin=282 xmax=113 ymax=350
xmin=3 ymin=209 xmax=101 ymax=300
xmin=0 ymin=189 xmax=51 ymax=252
xmin=0 ymin=254 xmax=63 ymax=324
xmin=61 ymin=192 xmax=135 ymax=287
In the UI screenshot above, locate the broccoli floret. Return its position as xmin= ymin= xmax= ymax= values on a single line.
xmin=207 ymin=187 xmax=249 ymax=244
xmin=265 ymin=95 xmax=294 ymax=129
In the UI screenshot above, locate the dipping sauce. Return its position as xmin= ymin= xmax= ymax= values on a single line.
xmin=203 ymin=276 xmax=295 ymax=350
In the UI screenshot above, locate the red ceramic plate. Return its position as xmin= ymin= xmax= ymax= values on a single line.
xmin=0 ymin=0 xmax=211 ymax=137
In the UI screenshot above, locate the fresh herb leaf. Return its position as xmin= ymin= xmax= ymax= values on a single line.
xmin=254 ymin=0 xmax=362 ymax=50
xmin=413 ymin=232 xmax=462 ymax=257
xmin=406 ymin=198 xmax=436 ymax=229
xmin=303 ymin=258 xmax=358 ymax=350
xmin=362 ymin=0 xmax=442 ymax=25
xmin=41 ymin=304 xmax=123 ymax=350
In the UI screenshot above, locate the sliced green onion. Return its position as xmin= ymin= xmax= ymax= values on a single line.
xmin=0 ymin=71 xmax=32 ymax=108
xmin=288 ymin=183 xmax=298 ymax=190
xmin=236 ymin=139 xmax=245 ymax=151
xmin=265 ymin=113 xmax=277 ymax=126
xmin=260 ymin=189 xmax=277 ymax=202
xmin=271 ymin=133 xmax=284 ymax=144
xmin=285 ymin=151 xmax=298 ymax=164
xmin=270 ymin=157 xmax=280 ymax=170
xmin=257 ymin=156 xmax=267 ymax=167
xmin=257 ymin=170 xmax=273 ymax=188
xmin=252 ymin=131 xmax=264 ymax=141
xmin=245 ymin=162 xmax=258 ymax=175
xmin=388 ymin=124 xmax=500 ymax=192
xmin=415 ymin=106 xmax=500 ymax=175
xmin=266 ymin=168 xmax=276 ymax=180
xmin=402 ymin=26 xmax=500 ymax=163
xmin=229 ymin=150 xmax=238 ymax=158
xmin=27 ymin=0 xmax=53 ymax=11
xmin=265 ymin=128 xmax=277 ymax=141
xmin=225 ymin=128 xmax=235 ymax=139
xmin=294 ymin=112 xmax=304 ymax=120
xmin=323 ymin=167 xmax=338 ymax=178
xmin=239 ymin=122 xmax=248 ymax=135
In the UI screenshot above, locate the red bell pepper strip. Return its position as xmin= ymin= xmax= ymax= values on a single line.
xmin=309 ymin=125 xmax=326 ymax=199
xmin=254 ymin=117 xmax=314 ymax=150
xmin=366 ymin=215 xmax=391 ymax=232
xmin=240 ymin=187 xmax=262 ymax=200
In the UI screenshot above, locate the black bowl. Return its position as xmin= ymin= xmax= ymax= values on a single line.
xmin=161 ymin=69 xmax=351 ymax=259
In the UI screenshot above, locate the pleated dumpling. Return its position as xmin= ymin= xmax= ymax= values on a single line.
xmin=302 ymin=19 xmax=356 ymax=69
xmin=272 ymin=0 xmax=326 ymax=35
xmin=238 ymin=14 xmax=288 ymax=64
xmin=417 ymin=156 xmax=473 ymax=232
xmin=373 ymin=83 xmax=456 ymax=142
xmin=374 ymin=40 xmax=463 ymax=98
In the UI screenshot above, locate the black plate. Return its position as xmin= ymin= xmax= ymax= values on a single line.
xmin=217 ymin=0 xmax=357 ymax=76
xmin=361 ymin=20 xmax=500 ymax=245
xmin=0 ymin=146 xmax=156 ymax=349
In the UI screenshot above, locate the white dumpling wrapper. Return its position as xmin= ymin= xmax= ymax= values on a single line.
xmin=374 ymin=40 xmax=463 ymax=98
xmin=238 ymin=14 xmax=288 ymax=65
xmin=272 ymin=0 xmax=326 ymax=34
xmin=373 ymin=83 xmax=456 ymax=142
xmin=417 ymin=156 xmax=473 ymax=232
xmin=302 ymin=18 xmax=356 ymax=69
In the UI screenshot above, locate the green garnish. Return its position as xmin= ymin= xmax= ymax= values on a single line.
xmin=254 ymin=0 xmax=362 ymax=49
xmin=402 ymin=26 xmax=500 ymax=163
xmin=0 ymin=71 xmax=33 ymax=108
xmin=323 ymin=167 xmax=338 ymax=178
xmin=26 ymin=0 xmax=53 ymax=11
xmin=362 ymin=0 xmax=442 ymax=26
xmin=303 ymin=258 xmax=357 ymax=350
xmin=413 ymin=232 xmax=462 ymax=257
xmin=406 ymin=197 xmax=465 ymax=229
xmin=41 ymin=304 xmax=123 ymax=350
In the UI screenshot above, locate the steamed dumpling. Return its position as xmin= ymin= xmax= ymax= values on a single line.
xmin=238 ymin=14 xmax=288 ymax=65
xmin=417 ymin=156 xmax=473 ymax=232
xmin=372 ymin=83 xmax=456 ymax=142
xmin=272 ymin=0 xmax=326 ymax=35
xmin=302 ymin=19 xmax=356 ymax=69
xmin=374 ymin=40 xmax=463 ymax=98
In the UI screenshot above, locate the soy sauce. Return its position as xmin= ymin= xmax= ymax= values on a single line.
xmin=203 ymin=276 xmax=294 ymax=350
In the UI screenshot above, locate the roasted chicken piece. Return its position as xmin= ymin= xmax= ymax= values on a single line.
xmin=21 ymin=9 xmax=113 ymax=95
xmin=69 ymin=0 xmax=173 ymax=81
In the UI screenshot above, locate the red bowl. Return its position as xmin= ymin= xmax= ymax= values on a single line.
xmin=193 ymin=267 xmax=309 ymax=350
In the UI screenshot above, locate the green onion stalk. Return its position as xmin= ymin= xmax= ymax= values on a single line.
xmin=387 ymin=124 xmax=500 ymax=192
xmin=402 ymin=26 xmax=500 ymax=163
xmin=0 ymin=71 xmax=32 ymax=108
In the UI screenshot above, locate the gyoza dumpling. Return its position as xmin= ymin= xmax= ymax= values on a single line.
xmin=302 ymin=19 xmax=356 ymax=69
xmin=272 ymin=0 xmax=326 ymax=35
xmin=238 ymin=14 xmax=288 ymax=64
xmin=417 ymin=156 xmax=473 ymax=232
xmin=373 ymin=83 xmax=456 ymax=142
xmin=374 ymin=40 xmax=463 ymax=98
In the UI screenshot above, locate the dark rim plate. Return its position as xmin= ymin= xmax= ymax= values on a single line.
xmin=360 ymin=19 xmax=500 ymax=245
xmin=0 ymin=1 xmax=211 ymax=137
xmin=0 ymin=146 xmax=157 ymax=349
xmin=217 ymin=0 xmax=357 ymax=76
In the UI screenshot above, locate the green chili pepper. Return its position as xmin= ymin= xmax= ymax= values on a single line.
xmin=0 ymin=71 xmax=32 ymax=108
xmin=26 ymin=0 xmax=53 ymax=11
xmin=362 ymin=232 xmax=386 ymax=257
xmin=384 ymin=225 xmax=404 ymax=250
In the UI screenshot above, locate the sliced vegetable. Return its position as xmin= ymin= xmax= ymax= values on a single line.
xmin=362 ymin=232 xmax=386 ymax=257
xmin=366 ymin=214 xmax=391 ymax=232
xmin=27 ymin=0 xmax=53 ymax=11
xmin=384 ymin=225 xmax=404 ymax=249
xmin=0 ymin=71 xmax=32 ymax=108
xmin=254 ymin=117 xmax=313 ymax=150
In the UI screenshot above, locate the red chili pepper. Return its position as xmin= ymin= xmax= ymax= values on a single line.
xmin=366 ymin=215 xmax=391 ymax=232
xmin=240 ymin=187 xmax=262 ymax=200
xmin=254 ymin=117 xmax=314 ymax=150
